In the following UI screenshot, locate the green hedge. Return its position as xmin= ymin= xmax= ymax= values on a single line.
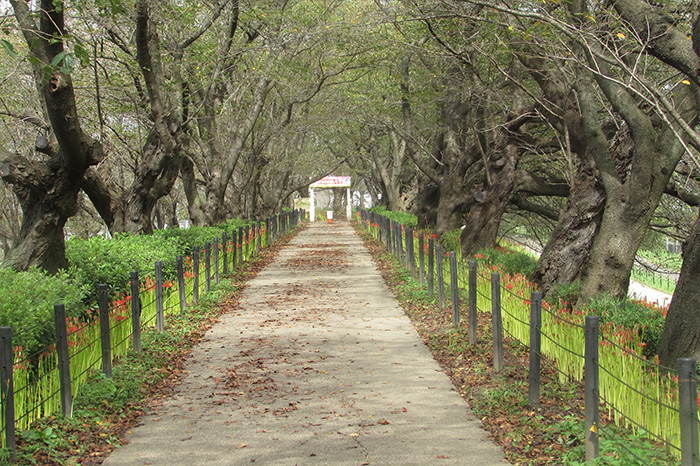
xmin=154 ymin=219 xmax=247 ymax=255
xmin=67 ymin=233 xmax=183 ymax=306
xmin=0 ymin=268 xmax=84 ymax=355
xmin=368 ymin=206 xmax=418 ymax=227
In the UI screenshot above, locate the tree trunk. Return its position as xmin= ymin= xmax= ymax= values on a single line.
xmin=533 ymin=162 xmax=605 ymax=296
xmin=1 ymin=1 xmax=102 ymax=272
xmin=459 ymin=134 xmax=519 ymax=257
xmin=579 ymin=185 xmax=662 ymax=300
xmin=1 ymin=171 xmax=75 ymax=274
xmin=657 ymin=212 xmax=700 ymax=365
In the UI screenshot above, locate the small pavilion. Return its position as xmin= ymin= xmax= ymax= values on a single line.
xmin=309 ymin=176 xmax=352 ymax=222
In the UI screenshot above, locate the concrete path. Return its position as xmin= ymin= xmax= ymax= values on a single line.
xmin=103 ymin=221 xmax=509 ymax=466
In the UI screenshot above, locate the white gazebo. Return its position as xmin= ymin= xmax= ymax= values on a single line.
xmin=309 ymin=175 xmax=352 ymax=222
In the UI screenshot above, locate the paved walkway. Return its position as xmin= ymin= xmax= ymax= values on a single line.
xmin=103 ymin=221 xmax=509 ymax=466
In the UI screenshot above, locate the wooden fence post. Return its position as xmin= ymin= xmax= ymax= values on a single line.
xmin=585 ymin=315 xmax=600 ymax=461
xmin=204 ymin=243 xmax=211 ymax=293
xmin=238 ymin=227 xmax=244 ymax=264
xmin=232 ymin=231 xmax=238 ymax=270
xmin=130 ymin=271 xmax=142 ymax=353
xmin=98 ymin=284 xmax=113 ymax=378
xmin=491 ymin=273 xmax=503 ymax=372
xmin=418 ymin=234 xmax=425 ymax=285
xmin=222 ymin=231 xmax=228 ymax=276
xmin=177 ymin=255 xmax=186 ymax=314
xmin=245 ymin=225 xmax=250 ymax=260
xmin=679 ymin=358 xmax=700 ymax=466
xmin=428 ymin=237 xmax=435 ymax=298
xmin=528 ymin=292 xmax=542 ymax=407
xmin=436 ymin=244 xmax=445 ymax=310
xmin=214 ymin=238 xmax=220 ymax=285
xmin=155 ymin=261 xmax=164 ymax=333
xmin=406 ymin=228 xmax=415 ymax=278
xmin=468 ymin=260 xmax=477 ymax=344
xmin=449 ymin=251 xmax=459 ymax=327
xmin=193 ymin=247 xmax=200 ymax=303
xmin=0 ymin=326 xmax=16 ymax=461
xmin=54 ymin=304 xmax=73 ymax=417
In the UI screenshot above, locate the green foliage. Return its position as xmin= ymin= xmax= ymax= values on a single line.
xmin=548 ymin=280 xmax=582 ymax=306
xmin=439 ymin=229 xmax=461 ymax=254
xmin=475 ymin=246 xmax=537 ymax=278
xmin=0 ymin=267 xmax=84 ymax=354
xmin=582 ymin=296 xmax=665 ymax=359
xmin=368 ymin=206 xmax=418 ymax=227
xmin=67 ymin=233 xmax=182 ymax=306
xmin=155 ymin=220 xmax=248 ymax=255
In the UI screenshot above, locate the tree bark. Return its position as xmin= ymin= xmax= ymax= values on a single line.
xmin=657 ymin=212 xmax=700 ymax=366
xmin=2 ymin=1 xmax=102 ymax=272
xmin=532 ymin=160 xmax=605 ymax=296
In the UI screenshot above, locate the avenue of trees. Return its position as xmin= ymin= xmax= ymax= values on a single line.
xmin=1 ymin=0 xmax=700 ymax=365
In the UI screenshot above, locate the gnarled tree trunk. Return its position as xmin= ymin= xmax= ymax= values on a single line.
xmin=1 ymin=0 xmax=102 ymax=273
xmin=657 ymin=212 xmax=700 ymax=365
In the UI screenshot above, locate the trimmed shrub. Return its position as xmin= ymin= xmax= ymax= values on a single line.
xmin=368 ymin=206 xmax=418 ymax=227
xmin=0 ymin=267 xmax=85 ymax=355
xmin=67 ymin=233 xmax=182 ymax=305
xmin=582 ymin=295 xmax=665 ymax=359
xmin=155 ymin=220 xmax=248 ymax=255
xmin=475 ymin=246 xmax=537 ymax=277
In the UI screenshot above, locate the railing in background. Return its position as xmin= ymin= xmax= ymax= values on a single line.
xmin=0 ymin=210 xmax=303 ymax=462
xmin=357 ymin=208 xmax=699 ymax=466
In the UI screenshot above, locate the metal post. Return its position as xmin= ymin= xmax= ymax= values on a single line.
xmin=449 ymin=251 xmax=459 ymax=326
xmin=679 ymin=358 xmax=699 ymax=466
xmin=0 ymin=327 xmax=16 ymax=461
xmin=98 ymin=284 xmax=113 ymax=377
xmin=491 ymin=273 xmax=503 ymax=372
xmin=528 ymin=292 xmax=542 ymax=407
xmin=54 ymin=304 xmax=73 ymax=417
xmin=193 ymin=246 xmax=200 ymax=303
xmin=437 ymin=244 xmax=445 ymax=310
xmin=177 ymin=255 xmax=186 ymax=314
xmin=468 ymin=260 xmax=477 ymax=344
xmin=428 ymin=238 xmax=435 ymax=298
xmin=155 ymin=260 xmax=164 ymax=333
xmin=257 ymin=220 xmax=262 ymax=254
xmin=130 ymin=271 xmax=142 ymax=353
xmin=585 ymin=316 xmax=600 ymax=461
